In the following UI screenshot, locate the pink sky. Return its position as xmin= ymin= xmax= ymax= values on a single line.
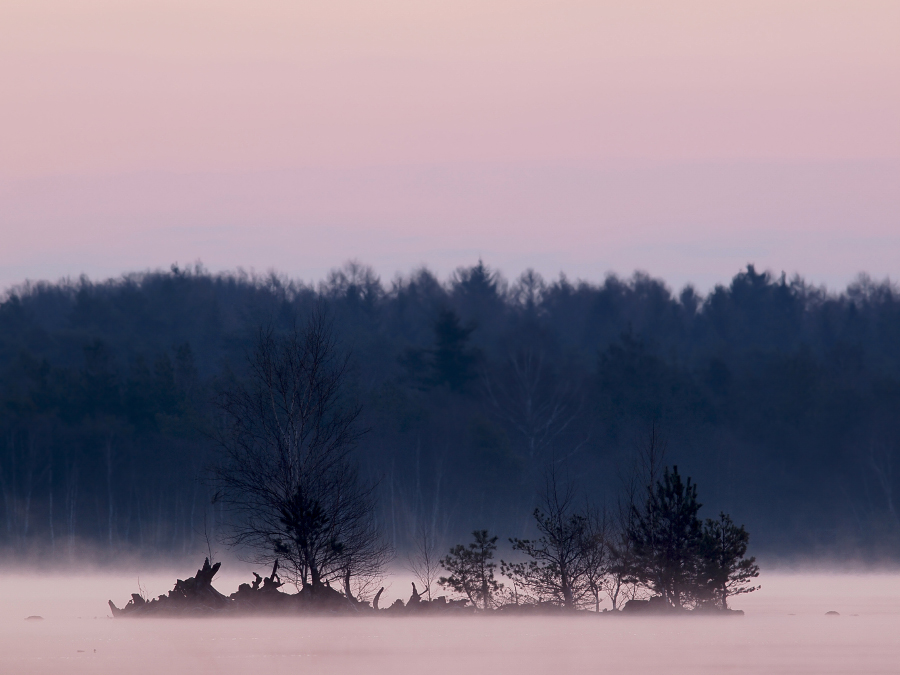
xmin=1 ymin=1 xmax=898 ymax=292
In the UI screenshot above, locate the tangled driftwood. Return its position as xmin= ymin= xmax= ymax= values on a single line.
xmin=109 ymin=559 xmax=471 ymax=617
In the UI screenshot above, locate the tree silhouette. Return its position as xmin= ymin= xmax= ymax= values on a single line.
xmin=213 ymin=309 xmax=389 ymax=596
xmin=1 ymin=261 xmax=899 ymax=561
xmin=502 ymin=472 xmax=592 ymax=609
xmin=439 ymin=530 xmax=502 ymax=609
xmin=628 ymin=466 xmax=703 ymax=609
xmin=430 ymin=308 xmax=479 ymax=391
xmin=699 ymin=513 xmax=760 ymax=609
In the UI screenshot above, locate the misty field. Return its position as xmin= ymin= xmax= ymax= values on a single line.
xmin=2 ymin=571 xmax=898 ymax=674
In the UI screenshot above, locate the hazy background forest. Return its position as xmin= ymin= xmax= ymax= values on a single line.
xmin=1 ymin=261 xmax=898 ymax=565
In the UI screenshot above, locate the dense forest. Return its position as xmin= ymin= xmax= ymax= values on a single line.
xmin=1 ymin=261 xmax=899 ymax=564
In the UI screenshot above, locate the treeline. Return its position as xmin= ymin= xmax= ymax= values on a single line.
xmin=0 ymin=261 xmax=899 ymax=561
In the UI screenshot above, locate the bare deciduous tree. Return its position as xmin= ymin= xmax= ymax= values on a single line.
xmin=501 ymin=471 xmax=588 ymax=609
xmin=501 ymin=469 xmax=611 ymax=611
xmin=581 ymin=505 xmax=611 ymax=612
xmin=482 ymin=347 xmax=582 ymax=481
xmin=407 ymin=523 xmax=441 ymax=601
xmin=861 ymin=431 xmax=899 ymax=529
xmin=214 ymin=308 xmax=389 ymax=597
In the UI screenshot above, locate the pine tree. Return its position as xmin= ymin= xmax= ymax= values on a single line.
xmin=439 ymin=530 xmax=503 ymax=610
xmin=430 ymin=308 xmax=479 ymax=391
xmin=627 ymin=465 xmax=703 ymax=609
xmin=699 ymin=513 xmax=760 ymax=609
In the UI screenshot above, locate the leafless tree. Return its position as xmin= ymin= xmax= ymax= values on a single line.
xmin=861 ymin=432 xmax=899 ymax=529
xmin=213 ymin=308 xmax=390 ymax=597
xmin=482 ymin=346 xmax=585 ymax=490
xmin=581 ymin=505 xmax=611 ymax=612
xmin=602 ymin=524 xmax=646 ymax=610
xmin=501 ymin=468 xmax=593 ymax=609
xmin=406 ymin=523 xmax=441 ymax=601
xmin=508 ymin=269 xmax=547 ymax=311
xmin=342 ymin=544 xmax=392 ymax=603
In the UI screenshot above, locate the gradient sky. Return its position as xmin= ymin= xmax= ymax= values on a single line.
xmin=1 ymin=1 xmax=898 ymax=292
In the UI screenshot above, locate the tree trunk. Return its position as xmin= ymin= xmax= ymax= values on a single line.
xmin=65 ymin=460 xmax=77 ymax=559
xmin=105 ymin=437 xmax=115 ymax=548
xmin=343 ymin=566 xmax=354 ymax=601
xmin=48 ymin=457 xmax=54 ymax=553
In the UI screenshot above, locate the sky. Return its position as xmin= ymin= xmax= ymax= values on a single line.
xmin=1 ymin=0 xmax=898 ymax=293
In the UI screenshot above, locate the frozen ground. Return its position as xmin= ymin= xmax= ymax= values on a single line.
xmin=1 ymin=569 xmax=898 ymax=674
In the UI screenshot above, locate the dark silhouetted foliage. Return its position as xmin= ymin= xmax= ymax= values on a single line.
xmin=0 ymin=261 xmax=898 ymax=562
xmin=627 ymin=466 xmax=704 ymax=609
xmin=699 ymin=513 xmax=760 ymax=609
xmin=213 ymin=309 xmax=388 ymax=594
xmin=439 ymin=530 xmax=502 ymax=610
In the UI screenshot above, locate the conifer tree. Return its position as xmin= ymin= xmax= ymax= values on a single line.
xmin=439 ymin=530 xmax=502 ymax=609
xmin=699 ymin=513 xmax=760 ymax=609
xmin=429 ymin=308 xmax=480 ymax=391
xmin=627 ymin=465 xmax=703 ymax=609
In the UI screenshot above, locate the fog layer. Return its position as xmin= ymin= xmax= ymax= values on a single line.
xmin=1 ymin=572 xmax=898 ymax=674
